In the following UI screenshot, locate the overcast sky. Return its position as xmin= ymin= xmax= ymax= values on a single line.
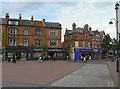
xmin=1 ymin=0 xmax=120 ymax=42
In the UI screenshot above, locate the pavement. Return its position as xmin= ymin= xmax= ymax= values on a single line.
xmin=50 ymin=64 xmax=116 ymax=87
xmin=2 ymin=59 xmax=120 ymax=88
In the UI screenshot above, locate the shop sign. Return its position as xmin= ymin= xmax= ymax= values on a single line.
xmin=74 ymin=48 xmax=93 ymax=52
xmin=34 ymin=48 xmax=42 ymax=51
xmin=48 ymin=49 xmax=62 ymax=52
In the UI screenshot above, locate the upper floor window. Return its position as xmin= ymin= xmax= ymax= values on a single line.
xmin=98 ymin=43 xmax=101 ymax=48
xmin=9 ymin=28 xmax=17 ymax=35
xmin=35 ymin=39 xmax=41 ymax=46
xmin=84 ymin=34 xmax=86 ymax=39
xmin=71 ymin=35 xmax=72 ymax=39
xmin=95 ymin=35 xmax=100 ymax=41
xmin=88 ymin=42 xmax=90 ymax=48
xmin=24 ymin=39 xmax=28 ymax=46
xmin=75 ymin=35 xmax=78 ymax=38
xmin=92 ymin=42 xmax=94 ymax=48
xmin=9 ymin=38 xmax=17 ymax=46
xmin=49 ymin=40 xmax=58 ymax=46
xmin=95 ymin=43 xmax=97 ymax=48
xmin=0 ymin=38 xmax=1 ymax=46
xmin=9 ymin=21 xmax=18 ymax=25
xmin=24 ymin=29 xmax=28 ymax=35
xmin=83 ymin=41 xmax=85 ymax=47
xmin=92 ymin=36 xmax=94 ymax=40
xmin=35 ymin=29 xmax=42 ymax=36
xmin=0 ymin=27 xmax=2 ymax=34
xmin=75 ymin=41 xmax=78 ymax=47
xmin=49 ymin=30 xmax=58 ymax=36
xmin=87 ymin=34 xmax=88 ymax=39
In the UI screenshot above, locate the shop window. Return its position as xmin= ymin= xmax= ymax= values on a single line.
xmin=24 ymin=29 xmax=28 ymax=35
xmin=49 ymin=30 xmax=58 ymax=36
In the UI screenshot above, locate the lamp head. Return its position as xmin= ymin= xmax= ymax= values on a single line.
xmin=109 ymin=21 xmax=113 ymax=24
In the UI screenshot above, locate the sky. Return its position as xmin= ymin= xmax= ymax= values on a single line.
xmin=1 ymin=0 xmax=120 ymax=42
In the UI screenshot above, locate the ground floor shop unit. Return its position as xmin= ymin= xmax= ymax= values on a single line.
xmin=5 ymin=47 xmax=64 ymax=61
xmin=74 ymin=48 xmax=101 ymax=60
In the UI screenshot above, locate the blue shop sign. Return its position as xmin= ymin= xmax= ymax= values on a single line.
xmin=74 ymin=48 xmax=93 ymax=52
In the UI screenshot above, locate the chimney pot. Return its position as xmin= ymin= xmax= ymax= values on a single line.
xmin=72 ymin=23 xmax=76 ymax=31
xmin=31 ymin=16 xmax=33 ymax=23
xmin=19 ymin=14 xmax=22 ymax=22
xmin=42 ymin=19 xmax=45 ymax=24
xmin=5 ymin=13 xmax=9 ymax=22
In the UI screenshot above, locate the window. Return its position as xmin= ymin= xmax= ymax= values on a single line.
xmin=24 ymin=39 xmax=28 ymax=46
xmin=92 ymin=36 xmax=94 ymax=40
xmin=84 ymin=34 xmax=86 ymax=38
xmin=9 ymin=21 xmax=18 ymax=25
xmin=87 ymin=34 xmax=88 ymax=39
xmin=71 ymin=35 xmax=72 ymax=39
xmin=75 ymin=35 xmax=78 ymax=38
xmin=98 ymin=43 xmax=100 ymax=48
xmin=49 ymin=30 xmax=58 ymax=36
xmin=95 ymin=43 xmax=97 ymax=48
xmin=88 ymin=42 xmax=90 ymax=48
xmin=83 ymin=41 xmax=85 ymax=47
xmin=24 ymin=29 xmax=28 ymax=35
xmin=9 ymin=28 xmax=17 ymax=35
xmin=35 ymin=39 xmax=41 ymax=46
xmin=0 ymin=27 xmax=2 ymax=34
xmin=92 ymin=42 xmax=94 ymax=48
xmin=9 ymin=38 xmax=17 ymax=46
xmin=49 ymin=40 xmax=58 ymax=46
xmin=0 ymin=38 xmax=1 ymax=46
xmin=75 ymin=41 xmax=78 ymax=47
xmin=35 ymin=30 xmax=42 ymax=36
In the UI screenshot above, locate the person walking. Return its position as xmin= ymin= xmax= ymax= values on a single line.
xmin=81 ymin=55 xmax=83 ymax=62
xmin=84 ymin=56 xmax=86 ymax=62
xmin=38 ymin=55 xmax=42 ymax=63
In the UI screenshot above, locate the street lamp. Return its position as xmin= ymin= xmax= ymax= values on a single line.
xmin=109 ymin=2 xmax=119 ymax=72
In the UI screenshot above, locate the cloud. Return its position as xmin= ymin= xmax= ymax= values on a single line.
xmin=1 ymin=2 xmax=117 ymax=42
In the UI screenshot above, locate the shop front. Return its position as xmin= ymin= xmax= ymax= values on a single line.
xmin=74 ymin=48 xmax=93 ymax=60
xmin=6 ymin=47 xmax=33 ymax=61
xmin=92 ymin=49 xmax=101 ymax=59
xmin=47 ymin=48 xmax=64 ymax=60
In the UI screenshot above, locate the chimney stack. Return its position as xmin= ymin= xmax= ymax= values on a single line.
xmin=42 ymin=19 xmax=45 ymax=25
xmin=19 ymin=14 xmax=22 ymax=22
xmin=89 ymin=27 xmax=92 ymax=31
xmin=5 ymin=13 xmax=9 ymax=22
xmin=72 ymin=23 xmax=76 ymax=31
xmin=31 ymin=16 xmax=33 ymax=23
xmin=84 ymin=24 xmax=89 ymax=29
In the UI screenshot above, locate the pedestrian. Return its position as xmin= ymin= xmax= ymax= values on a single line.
xmin=13 ymin=54 xmax=16 ymax=63
xmin=81 ymin=55 xmax=83 ymax=62
xmin=84 ymin=56 xmax=86 ymax=62
xmin=89 ymin=56 xmax=92 ymax=60
xmin=38 ymin=56 xmax=42 ymax=63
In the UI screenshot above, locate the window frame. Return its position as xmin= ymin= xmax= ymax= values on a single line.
xmin=24 ymin=29 xmax=29 ymax=35
xmin=24 ymin=38 xmax=29 ymax=46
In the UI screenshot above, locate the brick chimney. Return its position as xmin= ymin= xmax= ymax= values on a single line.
xmin=42 ymin=19 xmax=45 ymax=25
xmin=5 ymin=13 xmax=9 ymax=22
xmin=19 ymin=14 xmax=22 ymax=22
xmin=72 ymin=23 xmax=76 ymax=31
xmin=31 ymin=16 xmax=33 ymax=23
xmin=84 ymin=24 xmax=89 ymax=29
xmin=89 ymin=27 xmax=92 ymax=31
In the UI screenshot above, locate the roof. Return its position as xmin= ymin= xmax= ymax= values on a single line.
xmin=66 ymin=27 xmax=94 ymax=35
xmin=92 ymin=31 xmax=97 ymax=35
xmin=0 ymin=18 xmax=62 ymax=28
xmin=44 ymin=22 xmax=62 ymax=29
xmin=0 ymin=18 xmax=34 ymax=26
xmin=99 ymin=31 xmax=105 ymax=36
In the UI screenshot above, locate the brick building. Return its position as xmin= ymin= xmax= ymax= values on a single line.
xmin=64 ymin=23 xmax=103 ymax=60
xmin=0 ymin=13 xmax=64 ymax=60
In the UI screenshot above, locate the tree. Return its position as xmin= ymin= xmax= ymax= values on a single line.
xmin=65 ymin=38 xmax=73 ymax=59
xmin=2 ymin=32 xmax=8 ymax=61
xmin=101 ymin=34 xmax=112 ymax=58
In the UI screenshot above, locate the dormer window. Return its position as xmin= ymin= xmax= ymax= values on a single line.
xmin=9 ymin=21 xmax=18 ymax=25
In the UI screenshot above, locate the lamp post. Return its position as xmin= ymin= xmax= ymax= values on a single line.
xmin=109 ymin=2 xmax=119 ymax=72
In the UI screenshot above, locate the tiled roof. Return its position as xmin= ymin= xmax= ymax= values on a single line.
xmin=0 ymin=18 xmax=62 ymax=28
xmin=44 ymin=22 xmax=61 ymax=28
